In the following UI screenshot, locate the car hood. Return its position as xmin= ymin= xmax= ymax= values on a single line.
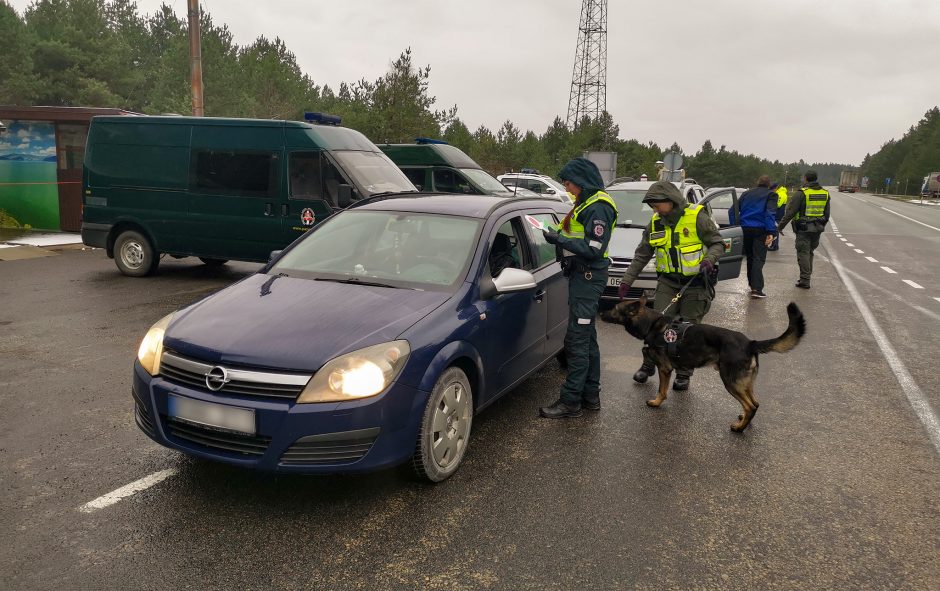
xmin=163 ymin=274 xmax=450 ymax=371
xmin=608 ymin=226 xmax=644 ymax=259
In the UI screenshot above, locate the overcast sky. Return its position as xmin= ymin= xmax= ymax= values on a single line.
xmin=10 ymin=0 xmax=940 ymax=164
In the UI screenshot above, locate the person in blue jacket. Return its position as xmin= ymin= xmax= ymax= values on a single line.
xmin=738 ymin=175 xmax=778 ymax=298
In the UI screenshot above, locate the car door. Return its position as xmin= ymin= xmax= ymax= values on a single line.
xmin=700 ymin=188 xmax=743 ymax=280
xmin=474 ymin=215 xmax=548 ymax=403
xmin=520 ymin=209 xmax=567 ymax=357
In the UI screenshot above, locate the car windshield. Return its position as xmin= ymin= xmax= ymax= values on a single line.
xmin=270 ymin=210 xmax=481 ymax=289
xmin=461 ymin=168 xmax=511 ymax=194
xmin=332 ymin=151 xmax=417 ymax=196
xmin=606 ymin=189 xmax=655 ymax=227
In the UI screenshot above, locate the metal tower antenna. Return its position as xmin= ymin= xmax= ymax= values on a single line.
xmin=566 ymin=0 xmax=608 ymax=128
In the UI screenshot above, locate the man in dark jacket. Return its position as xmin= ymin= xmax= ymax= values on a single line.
xmin=616 ymin=181 xmax=725 ymax=391
xmin=738 ymin=175 xmax=778 ymax=298
xmin=777 ymin=170 xmax=831 ymax=289
xmin=539 ymin=158 xmax=618 ymax=418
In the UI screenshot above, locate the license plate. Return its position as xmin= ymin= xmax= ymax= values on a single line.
xmin=168 ymin=394 xmax=255 ymax=435
xmin=607 ymin=276 xmax=622 ymax=288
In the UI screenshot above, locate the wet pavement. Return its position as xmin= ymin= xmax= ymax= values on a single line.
xmin=1 ymin=199 xmax=938 ymax=590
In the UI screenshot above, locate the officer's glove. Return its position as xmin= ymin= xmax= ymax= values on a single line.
xmin=700 ymin=258 xmax=717 ymax=281
xmin=542 ymin=229 xmax=561 ymax=245
xmin=617 ymin=280 xmax=633 ymax=300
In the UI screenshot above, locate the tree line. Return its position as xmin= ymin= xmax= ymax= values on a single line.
xmin=859 ymin=107 xmax=940 ymax=195
xmin=2 ymin=0 xmax=864 ymax=188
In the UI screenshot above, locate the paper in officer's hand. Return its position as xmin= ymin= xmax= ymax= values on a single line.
xmin=525 ymin=215 xmax=548 ymax=232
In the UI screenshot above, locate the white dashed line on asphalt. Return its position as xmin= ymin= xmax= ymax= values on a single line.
xmin=902 ymin=280 xmax=924 ymax=289
xmin=78 ymin=468 xmax=177 ymax=513
xmin=865 ymin=257 xmax=878 ymax=263
xmin=846 ymin=243 xmax=855 ymax=247
xmin=840 ymin=237 xmax=847 ymax=241
xmin=935 ymin=297 xmax=940 ymax=304
xmin=854 ymin=249 xmax=864 ymax=253
xmin=881 ymin=266 xmax=897 ymax=274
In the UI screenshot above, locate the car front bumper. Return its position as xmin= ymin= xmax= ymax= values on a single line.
xmin=132 ymin=361 xmax=429 ymax=474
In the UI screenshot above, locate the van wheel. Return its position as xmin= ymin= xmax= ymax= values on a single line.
xmin=114 ymin=230 xmax=158 ymax=277
xmin=199 ymin=258 xmax=228 ymax=267
xmin=412 ymin=367 xmax=473 ymax=483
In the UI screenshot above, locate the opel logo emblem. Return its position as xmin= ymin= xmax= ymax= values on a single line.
xmin=205 ymin=366 xmax=230 ymax=391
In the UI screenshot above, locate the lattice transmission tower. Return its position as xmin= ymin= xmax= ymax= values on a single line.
xmin=566 ymin=0 xmax=608 ymax=128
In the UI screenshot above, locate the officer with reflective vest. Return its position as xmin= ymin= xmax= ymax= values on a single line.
xmin=539 ymin=158 xmax=618 ymax=418
xmin=616 ymin=181 xmax=725 ymax=391
xmin=777 ymin=170 xmax=830 ymax=289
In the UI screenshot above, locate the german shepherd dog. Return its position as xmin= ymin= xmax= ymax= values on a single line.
xmin=600 ymin=296 xmax=806 ymax=432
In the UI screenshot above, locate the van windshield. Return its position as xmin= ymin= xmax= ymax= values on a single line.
xmin=333 ymin=151 xmax=417 ymax=196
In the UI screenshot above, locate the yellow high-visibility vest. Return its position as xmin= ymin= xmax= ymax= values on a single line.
xmin=648 ymin=204 xmax=705 ymax=276
xmin=558 ymin=190 xmax=619 ymax=258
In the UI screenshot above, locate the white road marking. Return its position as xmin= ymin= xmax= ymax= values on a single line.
xmin=835 ymin=234 xmax=842 ymax=238
xmin=865 ymin=257 xmax=878 ymax=263
xmin=825 ymin=238 xmax=940 ymax=455
xmin=846 ymin=243 xmax=855 ymax=247
xmin=935 ymin=297 xmax=940 ymax=304
xmin=903 ymin=280 xmax=924 ymax=289
xmin=881 ymin=266 xmax=897 ymax=274
xmin=854 ymin=249 xmax=864 ymax=253
xmin=840 ymin=237 xmax=847 ymax=242
xmin=878 ymin=206 xmax=940 ymax=232
xmin=79 ymin=468 xmax=177 ymax=513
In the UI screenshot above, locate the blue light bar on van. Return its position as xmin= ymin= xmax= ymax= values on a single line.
xmin=304 ymin=112 xmax=342 ymax=126
xmin=415 ymin=137 xmax=448 ymax=145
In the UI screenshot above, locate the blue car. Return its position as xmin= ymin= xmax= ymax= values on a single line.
xmin=133 ymin=194 xmax=571 ymax=481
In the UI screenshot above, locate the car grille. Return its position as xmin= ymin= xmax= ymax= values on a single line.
xmin=280 ymin=428 xmax=380 ymax=466
xmin=603 ymin=285 xmax=645 ymax=299
xmin=160 ymin=350 xmax=311 ymax=400
xmin=131 ymin=386 xmax=156 ymax=437
xmin=164 ymin=416 xmax=271 ymax=456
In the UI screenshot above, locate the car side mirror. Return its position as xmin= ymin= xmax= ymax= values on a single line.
xmin=545 ymin=188 xmax=556 ymax=195
xmin=337 ymin=184 xmax=353 ymax=208
xmin=480 ymin=267 xmax=537 ymax=300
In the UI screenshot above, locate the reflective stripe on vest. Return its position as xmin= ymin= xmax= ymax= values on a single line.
xmin=648 ymin=204 xmax=706 ymax=276
xmin=797 ymin=187 xmax=829 ymax=219
xmin=558 ymin=190 xmax=619 ymax=258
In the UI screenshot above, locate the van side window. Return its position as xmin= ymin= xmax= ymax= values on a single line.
xmin=289 ymin=152 xmax=323 ymax=200
xmin=402 ymin=168 xmax=425 ymax=191
xmin=192 ymin=150 xmax=277 ymax=197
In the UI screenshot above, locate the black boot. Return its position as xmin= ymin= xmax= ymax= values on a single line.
xmin=673 ymin=373 xmax=691 ymax=391
xmin=633 ymin=363 xmax=655 ymax=384
xmin=581 ymin=395 xmax=601 ymax=411
xmin=539 ymin=399 xmax=583 ymax=419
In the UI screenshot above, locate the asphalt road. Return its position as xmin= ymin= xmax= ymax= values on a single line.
xmin=2 ymin=197 xmax=939 ymax=590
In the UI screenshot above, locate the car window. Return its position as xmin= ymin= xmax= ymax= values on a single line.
xmin=461 ymin=169 xmax=509 ymax=194
xmin=289 ymin=151 xmax=323 ymax=200
xmin=331 ymin=150 xmax=415 ymax=196
xmin=488 ymin=221 xmax=522 ymax=277
xmin=401 ymin=168 xmax=426 ymax=191
xmin=522 ymin=213 xmax=559 ymax=268
xmin=433 ymin=169 xmax=473 ymax=194
xmin=606 ymin=188 xmax=655 ymax=227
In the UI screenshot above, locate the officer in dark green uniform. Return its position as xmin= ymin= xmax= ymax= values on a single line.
xmin=539 ymin=158 xmax=618 ymax=418
xmin=617 ymin=181 xmax=725 ymax=391
xmin=777 ymin=169 xmax=830 ymax=289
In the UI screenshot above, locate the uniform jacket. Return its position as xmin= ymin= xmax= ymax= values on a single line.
xmin=620 ymin=182 xmax=725 ymax=288
xmin=778 ymin=182 xmax=831 ymax=233
xmin=554 ymin=158 xmax=618 ymax=270
xmin=738 ymin=186 xmax=778 ymax=234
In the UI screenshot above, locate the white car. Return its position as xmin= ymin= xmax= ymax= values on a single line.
xmin=498 ymin=173 xmax=574 ymax=203
xmin=602 ymin=181 xmax=743 ymax=301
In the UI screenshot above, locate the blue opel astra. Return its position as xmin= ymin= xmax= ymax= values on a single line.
xmin=133 ymin=194 xmax=570 ymax=481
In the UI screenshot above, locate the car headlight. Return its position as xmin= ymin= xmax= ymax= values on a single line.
xmin=137 ymin=313 xmax=174 ymax=376
xmin=297 ymin=340 xmax=410 ymax=403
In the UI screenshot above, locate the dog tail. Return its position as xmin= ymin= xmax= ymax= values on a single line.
xmin=750 ymin=303 xmax=806 ymax=355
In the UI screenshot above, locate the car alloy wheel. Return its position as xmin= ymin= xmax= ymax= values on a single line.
xmin=114 ymin=229 xmax=158 ymax=277
xmin=413 ymin=367 xmax=473 ymax=482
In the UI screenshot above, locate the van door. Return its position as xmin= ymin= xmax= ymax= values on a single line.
xmin=700 ymin=188 xmax=743 ymax=280
xmin=283 ymin=151 xmax=346 ymax=246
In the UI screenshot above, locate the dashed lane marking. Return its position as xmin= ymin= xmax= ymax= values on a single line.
xmin=840 ymin=237 xmax=847 ymax=241
xmin=79 ymin=468 xmax=177 ymax=513
xmin=903 ymin=280 xmax=924 ymax=289
xmin=865 ymin=256 xmax=878 ymax=263
xmin=846 ymin=243 xmax=855 ymax=247
xmin=854 ymin=249 xmax=864 ymax=253
xmin=881 ymin=266 xmax=897 ymax=274
xmin=825 ymin=237 xmax=940 ymax=456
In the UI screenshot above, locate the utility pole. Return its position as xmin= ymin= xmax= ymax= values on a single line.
xmin=188 ymin=0 xmax=204 ymax=116
xmin=566 ymin=0 xmax=608 ymax=128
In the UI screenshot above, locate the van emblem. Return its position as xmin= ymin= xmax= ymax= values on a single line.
xmin=301 ymin=208 xmax=316 ymax=226
xmin=205 ymin=366 xmax=230 ymax=391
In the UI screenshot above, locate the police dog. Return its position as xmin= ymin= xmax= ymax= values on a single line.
xmin=601 ymin=296 xmax=806 ymax=432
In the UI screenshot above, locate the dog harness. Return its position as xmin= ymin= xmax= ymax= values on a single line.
xmin=648 ymin=319 xmax=693 ymax=358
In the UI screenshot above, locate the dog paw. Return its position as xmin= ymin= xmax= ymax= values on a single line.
xmin=646 ymin=399 xmax=663 ymax=408
xmin=730 ymin=422 xmax=746 ymax=433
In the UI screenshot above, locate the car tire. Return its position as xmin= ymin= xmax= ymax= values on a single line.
xmin=114 ymin=230 xmax=158 ymax=277
xmin=199 ymin=257 xmax=228 ymax=267
xmin=412 ymin=367 xmax=473 ymax=482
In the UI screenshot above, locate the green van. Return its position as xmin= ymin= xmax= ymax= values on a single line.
xmin=377 ymin=140 xmax=524 ymax=197
xmin=81 ymin=114 xmax=416 ymax=276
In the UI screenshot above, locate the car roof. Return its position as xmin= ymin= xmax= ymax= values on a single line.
xmin=377 ymin=143 xmax=479 ymax=169
xmin=350 ymin=193 xmax=566 ymax=218
xmin=607 ymin=181 xmax=702 ymax=191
